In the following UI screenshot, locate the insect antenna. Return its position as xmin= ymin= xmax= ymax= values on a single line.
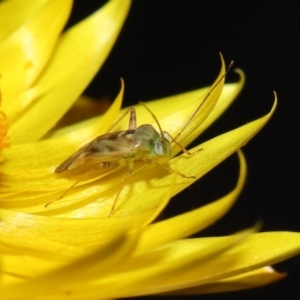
xmin=173 ymin=60 xmax=234 ymax=141
xmin=139 ymin=101 xmax=165 ymax=137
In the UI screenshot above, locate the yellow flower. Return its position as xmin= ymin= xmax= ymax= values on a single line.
xmin=0 ymin=0 xmax=300 ymax=299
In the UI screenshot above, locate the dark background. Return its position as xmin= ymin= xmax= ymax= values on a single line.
xmin=69 ymin=1 xmax=299 ymax=299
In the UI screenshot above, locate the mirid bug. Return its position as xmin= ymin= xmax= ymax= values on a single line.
xmin=52 ymin=59 xmax=233 ymax=216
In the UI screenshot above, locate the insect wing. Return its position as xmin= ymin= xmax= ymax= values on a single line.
xmin=55 ymin=131 xmax=136 ymax=173
xmin=55 ymin=140 xmax=95 ymax=173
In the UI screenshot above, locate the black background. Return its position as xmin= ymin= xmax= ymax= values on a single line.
xmin=68 ymin=1 xmax=299 ymax=299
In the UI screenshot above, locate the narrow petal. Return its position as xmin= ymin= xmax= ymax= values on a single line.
xmin=0 ymin=94 xmax=276 ymax=218
xmin=0 ymin=229 xmax=253 ymax=299
xmin=104 ymin=97 xmax=276 ymax=218
xmin=47 ymin=229 xmax=255 ymax=299
xmin=51 ymin=96 xmax=111 ymax=130
xmin=135 ymin=232 xmax=300 ymax=294
xmin=46 ymin=79 xmax=125 ymax=140
xmin=138 ymin=150 xmax=247 ymax=250
xmin=0 ymin=80 xmax=124 ymax=204
xmin=47 ymin=76 xmax=244 ymax=141
xmin=0 ymin=0 xmax=48 ymax=42
xmin=0 ymin=228 xmax=139 ymax=299
xmin=0 ymin=206 xmax=143 ymax=250
xmin=163 ymin=267 xmax=286 ymax=294
xmin=0 ymin=0 xmax=72 ymax=103
xmin=9 ymin=0 xmax=131 ymax=143
xmin=194 ymin=69 xmax=245 ymax=136
xmin=103 ymin=54 xmax=227 ymax=146
xmin=89 ymin=232 xmax=299 ymax=298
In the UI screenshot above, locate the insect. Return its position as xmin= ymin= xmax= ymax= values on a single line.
xmin=53 ymin=60 xmax=233 ymax=216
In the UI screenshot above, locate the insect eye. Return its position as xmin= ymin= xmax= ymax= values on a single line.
xmin=154 ymin=142 xmax=164 ymax=156
xmin=154 ymin=138 xmax=171 ymax=156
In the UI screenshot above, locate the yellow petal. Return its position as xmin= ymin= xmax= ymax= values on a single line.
xmin=0 ymin=0 xmax=72 ymax=102
xmin=193 ymin=68 xmax=245 ymax=136
xmin=0 ymin=228 xmax=253 ymax=299
xmin=0 ymin=228 xmax=139 ymax=299
xmin=9 ymin=0 xmax=131 ymax=143
xmin=143 ymin=232 xmax=300 ymax=294
xmin=104 ymin=96 xmax=276 ymax=218
xmin=45 ymin=79 xmax=125 ymax=140
xmin=0 ymin=94 xmax=276 ymax=217
xmin=0 ymin=80 xmax=124 ymax=202
xmin=138 ymin=150 xmax=247 ymax=250
xmin=0 ymin=205 xmax=145 ymax=252
xmin=0 ymin=0 xmax=49 ymax=42
xmin=54 ymin=229 xmax=255 ymax=299
xmin=101 ymin=232 xmax=300 ymax=298
xmin=52 ymin=96 xmax=111 ymax=130
xmin=164 ymin=267 xmax=285 ymax=294
xmin=103 ymin=54 xmax=228 ymax=146
xmin=47 ymin=73 xmax=243 ymax=141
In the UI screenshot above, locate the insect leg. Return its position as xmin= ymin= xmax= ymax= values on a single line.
xmin=107 ymin=107 xmax=137 ymax=132
xmin=108 ymin=161 xmax=135 ymax=217
xmin=45 ymin=180 xmax=79 ymax=208
xmin=47 ymin=161 xmax=122 ymax=209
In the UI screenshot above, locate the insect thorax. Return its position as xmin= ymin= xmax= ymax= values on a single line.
xmin=133 ymin=125 xmax=171 ymax=158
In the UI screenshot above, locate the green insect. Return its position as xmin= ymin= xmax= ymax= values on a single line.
xmin=53 ymin=61 xmax=233 ymax=216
